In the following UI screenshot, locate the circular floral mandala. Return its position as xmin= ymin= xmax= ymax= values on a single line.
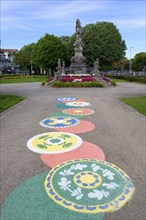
xmin=56 ymin=97 xmax=77 ymax=102
xmin=65 ymin=101 xmax=91 ymax=107
xmin=40 ymin=116 xmax=80 ymax=128
xmin=45 ymin=159 xmax=135 ymax=213
xmin=27 ymin=132 xmax=82 ymax=154
xmin=63 ymin=108 xmax=95 ymax=116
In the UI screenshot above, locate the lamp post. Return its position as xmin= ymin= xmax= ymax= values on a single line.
xmin=129 ymin=47 xmax=133 ymax=75
xmin=30 ymin=61 xmax=33 ymax=81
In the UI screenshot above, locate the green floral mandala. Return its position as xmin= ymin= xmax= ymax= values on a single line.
xmin=44 ymin=159 xmax=135 ymax=213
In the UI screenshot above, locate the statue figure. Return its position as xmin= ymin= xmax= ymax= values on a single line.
xmin=73 ymin=34 xmax=83 ymax=49
xmin=70 ymin=19 xmax=87 ymax=74
xmin=94 ymin=58 xmax=99 ymax=69
xmin=76 ymin=18 xmax=82 ymax=35
xmin=55 ymin=59 xmax=62 ymax=80
xmin=57 ymin=58 xmax=61 ymax=68
xmin=62 ymin=61 xmax=65 ymax=75
xmin=49 ymin=68 xmax=51 ymax=76
xmin=93 ymin=58 xmax=100 ymax=76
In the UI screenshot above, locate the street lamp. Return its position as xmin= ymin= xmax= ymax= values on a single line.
xmin=129 ymin=47 xmax=133 ymax=75
xmin=30 ymin=61 xmax=33 ymax=80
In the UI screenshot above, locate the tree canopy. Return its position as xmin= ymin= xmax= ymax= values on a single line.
xmin=59 ymin=35 xmax=72 ymax=66
xmin=81 ymin=22 xmax=126 ymax=68
xmin=13 ymin=43 xmax=35 ymax=71
xmin=13 ymin=21 xmax=128 ymax=72
xmin=112 ymin=58 xmax=129 ymax=71
xmin=32 ymin=34 xmax=67 ymax=71
xmin=132 ymin=52 xmax=146 ymax=71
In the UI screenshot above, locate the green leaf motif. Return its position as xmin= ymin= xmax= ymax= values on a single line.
xmin=62 ymin=142 xmax=72 ymax=148
xmin=37 ymin=144 xmax=45 ymax=149
xmin=65 ymin=142 xmax=72 ymax=147
xmin=61 ymin=134 xmax=71 ymax=139
xmin=39 ymin=135 xmax=51 ymax=140
xmin=38 ymin=135 xmax=46 ymax=140
xmin=50 ymin=138 xmax=61 ymax=144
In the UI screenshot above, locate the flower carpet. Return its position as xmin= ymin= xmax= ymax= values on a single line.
xmin=1 ymin=96 xmax=135 ymax=220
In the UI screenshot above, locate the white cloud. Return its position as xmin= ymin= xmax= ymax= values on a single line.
xmin=1 ymin=0 xmax=110 ymax=31
xmin=25 ymin=0 xmax=109 ymax=20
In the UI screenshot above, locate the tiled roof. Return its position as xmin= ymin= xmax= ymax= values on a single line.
xmin=2 ymin=49 xmax=18 ymax=54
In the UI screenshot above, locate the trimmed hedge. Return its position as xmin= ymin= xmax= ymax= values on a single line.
xmin=51 ymin=81 xmax=104 ymax=88
xmin=109 ymin=75 xmax=146 ymax=84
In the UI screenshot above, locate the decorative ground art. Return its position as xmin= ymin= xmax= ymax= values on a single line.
xmin=40 ymin=116 xmax=80 ymax=128
xmin=27 ymin=132 xmax=82 ymax=154
xmin=41 ymin=141 xmax=105 ymax=167
xmin=63 ymin=108 xmax=95 ymax=116
xmin=56 ymin=97 xmax=77 ymax=102
xmin=45 ymin=159 xmax=135 ymax=214
xmin=56 ymin=103 xmax=81 ymax=109
xmin=65 ymin=101 xmax=91 ymax=107
xmin=51 ymin=111 xmax=84 ymax=119
xmin=1 ymin=173 xmax=104 ymax=220
xmin=55 ymin=120 xmax=95 ymax=134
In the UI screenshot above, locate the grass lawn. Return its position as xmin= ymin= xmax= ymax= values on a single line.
xmin=0 ymin=75 xmax=47 ymax=84
xmin=119 ymin=96 xmax=146 ymax=116
xmin=0 ymin=95 xmax=25 ymax=113
xmin=108 ymin=77 xmax=127 ymax=82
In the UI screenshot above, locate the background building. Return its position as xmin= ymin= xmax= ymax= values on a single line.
xmin=0 ymin=49 xmax=18 ymax=74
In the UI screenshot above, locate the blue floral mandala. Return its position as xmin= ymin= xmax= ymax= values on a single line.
xmin=40 ymin=116 xmax=80 ymax=128
xmin=57 ymin=97 xmax=77 ymax=102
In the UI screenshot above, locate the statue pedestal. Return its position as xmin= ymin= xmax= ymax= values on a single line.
xmin=70 ymin=63 xmax=87 ymax=74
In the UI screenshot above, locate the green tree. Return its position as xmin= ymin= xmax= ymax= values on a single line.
xmin=13 ymin=43 xmax=35 ymax=72
xmin=32 ymin=34 xmax=66 ymax=73
xmin=81 ymin=22 xmax=126 ymax=69
xmin=112 ymin=58 xmax=129 ymax=70
xmin=59 ymin=35 xmax=72 ymax=66
xmin=133 ymin=52 xmax=146 ymax=71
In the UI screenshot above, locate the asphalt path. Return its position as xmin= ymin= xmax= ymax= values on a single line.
xmin=0 ymin=82 xmax=146 ymax=220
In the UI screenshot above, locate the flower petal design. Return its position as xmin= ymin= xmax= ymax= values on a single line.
xmin=76 ymin=194 xmax=83 ymax=200
xmin=88 ymin=190 xmax=109 ymax=200
xmin=58 ymin=177 xmax=71 ymax=190
xmin=71 ymin=163 xmax=87 ymax=170
xmin=91 ymin=164 xmax=101 ymax=172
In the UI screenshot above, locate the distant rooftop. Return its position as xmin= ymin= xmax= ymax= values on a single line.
xmin=1 ymin=49 xmax=18 ymax=54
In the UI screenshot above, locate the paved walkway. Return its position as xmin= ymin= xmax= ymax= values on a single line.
xmin=0 ymin=82 xmax=146 ymax=220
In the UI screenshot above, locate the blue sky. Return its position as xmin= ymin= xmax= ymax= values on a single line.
xmin=1 ymin=0 xmax=145 ymax=58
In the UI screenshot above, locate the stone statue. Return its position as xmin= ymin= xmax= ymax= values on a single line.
xmin=76 ymin=18 xmax=82 ymax=35
xmin=55 ymin=59 xmax=62 ymax=80
xmin=94 ymin=58 xmax=99 ymax=69
xmin=93 ymin=58 xmax=100 ymax=76
xmin=73 ymin=34 xmax=83 ymax=49
xmin=62 ymin=61 xmax=65 ymax=75
xmin=57 ymin=58 xmax=61 ymax=68
xmin=70 ymin=19 xmax=87 ymax=74
xmin=49 ymin=68 xmax=51 ymax=76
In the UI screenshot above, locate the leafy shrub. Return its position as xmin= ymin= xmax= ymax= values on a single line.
xmin=41 ymin=81 xmax=46 ymax=86
xmin=92 ymin=81 xmax=104 ymax=87
xmin=52 ymin=81 xmax=104 ymax=88
xmin=82 ymin=82 xmax=92 ymax=87
xmin=109 ymin=75 xmax=146 ymax=83
xmin=111 ymin=80 xmax=117 ymax=86
xmin=52 ymin=81 xmax=63 ymax=87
